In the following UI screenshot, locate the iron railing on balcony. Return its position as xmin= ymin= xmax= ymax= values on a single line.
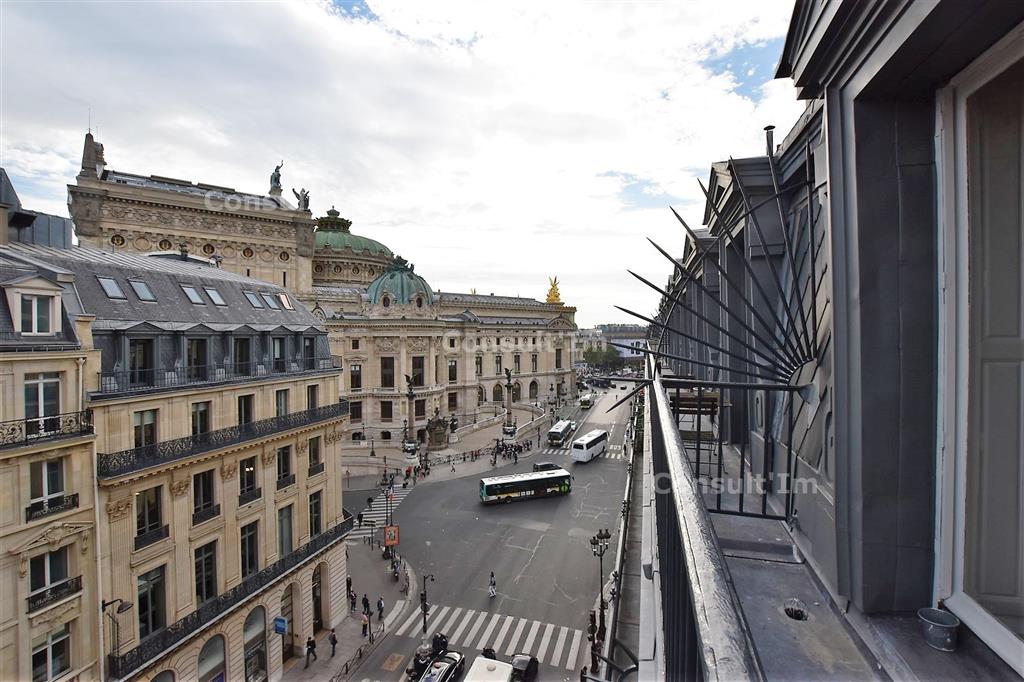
xmin=94 ymin=357 xmax=336 ymax=398
xmin=0 ymin=411 xmax=93 ymax=450
xmin=238 ymin=488 xmax=262 ymax=507
xmin=108 ymin=513 xmax=354 ymax=680
xmin=276 ymin=473 xmax=296 ymax=491
xmin=308 ymin=461 xmax=325 ymax=477
xmin=26 ymin=493 xmax=80 ymax=522
xmin=192 ymin=504 xmax=221 ymax=527
xmin=27 ymin=575 xmax=82 ymax=613
xmin=134 ymin=525 xmax=170 ymax=551
xmin=98 ymin=401 xmax=349 ymax=478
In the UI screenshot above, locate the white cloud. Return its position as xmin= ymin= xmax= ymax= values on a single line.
xmin=0 ymin=0 xmax=804 ymax=327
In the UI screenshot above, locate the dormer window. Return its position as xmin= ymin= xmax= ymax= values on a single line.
xmin=204 ymin=287 xmax=226 ymax=306
xmin=181 ymin=285 xmax=205 ymax=305
xmin=97 ymin=276 xmax=126 ymax=300
xmin=129 ymin=280 xmax=156 ymax=302
xmin=260 ymin=293 xmax=280 ymax=310
xmin=279 ymin=294 xmax=294 ymax=311
xmin=243 ymin=292 xmax=263 ymax=308
xmin=20 ymin=295 xmax=52 ymax=334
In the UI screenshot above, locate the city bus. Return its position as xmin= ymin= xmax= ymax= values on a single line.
xmin=579 ymin=393 xmax=594 ymax=409
xmin=547 ymin=420 xmax=573 ymax=446
xmin=480 ymin=468 xmax=572 ymax=504
xmin=571 ymin=429 xmax=609 ymax=462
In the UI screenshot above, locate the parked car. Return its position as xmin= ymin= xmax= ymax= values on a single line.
xmin=417 ymin=650 xmax=465 ymax=682
xmin=510 ymin=653 xmax=539 ymax=682
xmin=533 ymin=461 xmax=559 ymax=472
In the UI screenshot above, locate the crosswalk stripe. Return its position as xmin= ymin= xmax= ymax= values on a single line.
xmin=475 ymin=613 xmax=503 ymax=650
xmin=522 ymin=620 xmax=541 ymax=653
xmin=566 ymin=629 xmax=583 ymax=670
xmin=549 ymin=626 xmax=569 ymax=667
xmin=461 ymin=612 xmax=489 ymax=649
xmin=489 ymin=615 xmax=515 ymax=653
xmin=395 ymin=609 xmax=422 ymax=637
xmin=440 ymin=607 xmax=464 ymax=636
xmin=503 ymin=618 xmax=528 ymax=656
xmin=426 ymin=606 xmax=450 ymax=633
xmin=535 ymin=623 xmax=555 ymax=663
xmin=449 ymin=609 xmax=476 ymax=646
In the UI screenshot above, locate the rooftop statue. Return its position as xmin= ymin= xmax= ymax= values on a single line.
xmin=292 ymin=187 xmax=310 ymax=211
xmin=270 ymin=161 xmax=283 ymax=190
xmin=546 ymin=276 xmax=562 ymax=304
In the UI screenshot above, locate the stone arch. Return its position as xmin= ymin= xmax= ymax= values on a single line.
xmin=492 ymin=384 xmax=504 ymax=403
xmin=279 ymin=583 xmax=299 ymax=662
xmin=477 ymin=386 xmax=485 ymax=406
xmin=312 ymin=562 xmax=329 ymax=633
xmin=512 ymin=382 xmax=522 ymax=402
xmin=529 ymin=380 xmax=539 ymax=400
xmin=152 ymin=672 xmax=175 ymax=682
xmin=416 ymin=428 xmax=426 ymax=443
xmin=243 ymin=607 xmax=267 ymax=682
xmin=197 ymin=634 xmax=226 ymax=682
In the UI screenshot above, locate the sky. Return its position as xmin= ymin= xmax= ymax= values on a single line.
xmin=0 ymin=0 xmax=804 ymax=328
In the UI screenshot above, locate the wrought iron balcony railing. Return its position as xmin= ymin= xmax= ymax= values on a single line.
xmin=26 ymin=493 xmax=80 ymax=522
xmin=238 ymin=488 xmax=262 ymax=507
xmin=134 ymin=525 xmax=170 ymax=551
xmin=308 ymin=462 xmax=325 ymax=477
xmin=108 ymin=513 xmax=354 ymax=680
xmin=27 ymin=575 xmax=82 ymax=613
xmin=276 ymin=473 xmax=296 ymax=491
xmin=0 ymin=411 xmax=93 ymax=450
xmin=98 ymin=401 xmax=349 ymax=478
xmin=94 ymin=357 xmax=337 ymax=398
xmin=192 ymin=504 xmax=221 ymax=527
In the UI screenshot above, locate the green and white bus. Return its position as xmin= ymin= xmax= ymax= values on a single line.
xmin=579 ymin=393 xmax=595 ymax=409
xmin=480 ymin=468 xmax=572 ymax=504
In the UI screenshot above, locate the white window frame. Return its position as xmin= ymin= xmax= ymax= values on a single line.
xmin=24 ymin=372 xmax=61 ymax=433
xmin=29 ymin=457 xmax=65 ymax=508
xmin=934 ymin=22 xmax=1024 ymax=677
xmin=31 ymin=623 xmax=70 ymax=682
xmin=20 ymin=294 xmax=54 ymax=335
xmin=29 ymin=545 xmax=70 ymax=595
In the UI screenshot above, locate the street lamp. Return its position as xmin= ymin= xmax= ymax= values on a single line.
xmin=590 ymin=528 xmax=612 ymax=641
xmin=420 ymin=574 xmax=435 ymax=637
xmin=370 ymin=436 xmax=376 ymax=458
xmin=102 ymin=598 xmax=133 ymax=667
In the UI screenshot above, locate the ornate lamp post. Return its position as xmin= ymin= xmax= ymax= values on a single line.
xmin=102 ymin=598 xmax=133 ymax=672
xmin=590 ymin=528 xmax=612 ymax=641
xmin=420 ymin=573 xmax=435 ymax=637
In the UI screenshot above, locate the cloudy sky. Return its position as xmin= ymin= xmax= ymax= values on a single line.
xmin=0 ymin=0 xmax=803 ymax=327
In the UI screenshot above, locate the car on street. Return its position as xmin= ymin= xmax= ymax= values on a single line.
xmin=417 ymin=650 xmax=466 ymax=682
xmin=465 ymin=656 xmax=515 ymax=681
xmin=570 ymin=420 xmax=577 ymax=431
xmin=510 ymin=653 xmax=539 ymax=681
xmin=532 ymin=461 xmax=559 ymax=472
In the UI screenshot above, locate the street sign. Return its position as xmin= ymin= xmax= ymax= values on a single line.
xmin=273 ymin=616 xmax=288 ymax=634
xmin=384 ymin=525 xmax=400 ymax=546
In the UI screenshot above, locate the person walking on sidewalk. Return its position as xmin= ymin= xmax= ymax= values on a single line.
xmin=304 ymin=636 xmax=317 ymax=668
xmin=361 ymin=611 xmax=369 ymax=637
xmin=488 ymin=572 xmax=497 ymax=598
xmin=362 ymin=593 xmax=370 ymax=614
xmin=329 ymin=629 xmax=338 ymax=657
xmin=377 ymin=595 xmax=385 ymax=620
xmin=450 ymin=460 xmax=456 ymax=473
xmin=349 ymin=589 xmax=357 ymax=612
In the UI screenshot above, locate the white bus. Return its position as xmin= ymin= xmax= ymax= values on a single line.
xmin=480 ymin=468 xmax=572 ymax=504
xmin=579 ymin=393 xmax=594 ymax=409
xmin=547 ymin=420 xmax=573 ymax=446
xmin=571 ymin=429 xmax=609 ymax=462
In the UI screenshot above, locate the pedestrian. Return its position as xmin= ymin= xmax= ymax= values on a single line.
xmin=362 ymin=593 xmax=370 ymax=614
xmin=377 ymin=595 xmax=385 ymax=620
xmin=346 ymin=576 xmax=352 ymax=595
xmin=580 ymin=666 xmax=588 ymax=682
xmin=488 ymin=572 xmax=497 ymax=598
xmin=450 ymin=461 xmax=456 ymax=473
xmin=361 ymin=611 xmax=369 ymax=637
xmin=349 ymin=589 xmax=357 ymax=612
xmin=304 ymin=636 xmax=317 ymax=668
xmin=366 ymin=496 xmax=373 ymax=510
xmin=329 ymin=628 xmax=338 ymax=657
xmin=357 ymin=511 xmax=363 ymax=528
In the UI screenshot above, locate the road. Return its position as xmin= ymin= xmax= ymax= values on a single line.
xmin=353 ymin=388 xmax=633 ymax=682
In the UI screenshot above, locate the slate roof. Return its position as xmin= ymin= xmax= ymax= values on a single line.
xmin=439 ymin=292 xmax=544 ymax=306
xmin=103 ymin=170 xmax=291 ymax=211
xmin=0 ymin=255 xmax=80 ymax=349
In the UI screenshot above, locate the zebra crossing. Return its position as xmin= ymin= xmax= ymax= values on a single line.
xmin=538 ymin=444 xmax=627 ymax=460
xmin=347 ymin=485 xmax=414 ymax=542
xmin=390 ymin=602 xmax=586 ymax=671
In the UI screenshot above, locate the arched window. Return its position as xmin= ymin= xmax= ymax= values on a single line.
xmin=243 ymin=607 xmax=267 ymax=682
xmin=197 ymin=635 xmax=226 ymax=682
xmin=492 ymin=384 xmax=503 ymax=403
xmin=416 ymin=428 xmax=426 ymax=443
xmin=416 ymin=297 xmax=423 ymax=308
xmin=352 ymin=432 xmax=363 ymax=442
xmin=512 ymin=383 xmax=522 ymax=402
xmin=152 ymin=672 xmax=175 ymax=682
xmin=529 ymin=380 xmax=539 ymax=400
xmin=477 ymin=386 xmax=485 ymax=405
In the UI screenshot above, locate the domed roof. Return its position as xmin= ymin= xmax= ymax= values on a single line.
xmin=367 ymin=255 xmax=434 ymax=306
xmin=314 ymin=207 xmax=393 ymax=258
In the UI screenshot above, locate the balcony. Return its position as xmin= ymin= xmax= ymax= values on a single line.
xmin=27 ymin=576 xmax=82 ymax=613
xmin=238 ymin=488 xmax=262 ymax=506
xmin=0 ymin=411 xmax=93 ymax=450
xmin=276 ymin=473 xmax=296 ymax=491
xmin=26 ymin=493 xmax=80 ymax=522
xmin=93 ymin=357 xmax=337 ymax=399
xmin=308 ymin=462 xmax=325 ymax=477
xmin=108 ymin=512 xmax=354 ymax=680
xmin=192 ymin=504 xmax=221 ymax=527
xmin=134 ymin=525 xmax=170 ymax=551
xmin=98 ymin=401 xmax=349 ymax=478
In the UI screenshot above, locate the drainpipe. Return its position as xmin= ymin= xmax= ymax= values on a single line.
xmin=76 ymin=357 xmax=85 ymax=411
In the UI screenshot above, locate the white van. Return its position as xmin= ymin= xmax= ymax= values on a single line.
xmin=464 ymin=656 xmax=515 ymax=681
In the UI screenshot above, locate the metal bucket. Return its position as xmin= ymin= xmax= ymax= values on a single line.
xmin=918 ymin=607 xmax=960 ymax=652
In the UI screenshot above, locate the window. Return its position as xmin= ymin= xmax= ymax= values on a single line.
xmin=272 ymin=337 xmax=286 ymax=373
xmin=204 ymin=287 xmax=226 ymax=306
xmin=30 ymin=546 xmax=69 ymax=595
xmin=380 ymin=400 xmax=393 ymax=422
xmin=193 ymin=469 xmax=215 ymax=514
xmin=187 ymin=338 xmax=208 ymax=381
xmin=532 ymin=337 xmax=537 ymax=345
xmin=136 ymin=486 xmax=163 ymax=536
xmin=129 ymin=338 xmax=154 ymax=385
xmin=24 ymin=373 xmax=60 ymax=436
xmin=134 ymin=409 xmax=157 ymax=448
xmin=416 ymin=296 xmax=423 ymax=308
xmin=514 ymin=354 xmax=521 ymax=374
xmin=415 ymin=399 xmax=426 ymax=418
xmin=276 ymin=446 xmax=292 ymax=481
xmin=191 ymin=401 xmax=211 ymax=436
xmin=448 ymin=359 xmax=457 ymax=384
xmin=556 ymin=348 xmax=563 ymax=369
xmin=277 ymin=505 xmax=293 ymax=556
xmin=279 ymin=293 xmax=294 ymax=310
xmin=381 ymin=430 xmax=392 ymax=441
xmin=350 ymin=401 xmax=362 ymax=422
xmin=531 ymin=354 xmax=538 ymax=372
xmin=309 ymin=491 xmax=323 ymax=537
xmin=382 ymin=296 xmax=390 ymax=308
xmin=29 ymin=458 xmax=65 ymax=512
xmin=260 ymin=293 xmax=281 ymax=310
xmin=194 ymin=542 xmax=217 ymax=605
xmin=352 ymin=339 xmax=360 ymax=350
xmin=129 ymin=280 xmax=156 ymax=301
xmin=412 ymin=356 xmax=425 ymax=387
xmin=181 ymin=285 xmax=205 ymax=305
xmin=31 ymin=624 xmax=70 ymax=682
xmin=448 ymin=338 xmax=456 ymax=349
xmin=238 ymin=394 xmax=254 ymax=425
xmin=21 ymin=295 xmax=53 ymax=334
xmin=275 ymin=389 xmax=289 ymax=417
xmin=448 ymin=392 xmax=457 ymax=412
xmin=350 ymin=363 xmax=362 ymax=390
xmin=97 ymin=276 xmax=126 ymax=299
xmin=380 ymin=357 xmax=395 ymax=388
xmin=233 ymin=337 xmax=252 ymax=373
xmin=308 ymin=436 xmax=322 ymax=468
xmin=243 ymin=291 xmax=263 ymax=308
xmin=240 ymin=457 xmax=258 ymax=494
xmin=240 ymin=522 xmax=259 ymax=578
xmin=494 ymin=355 xmax=503 ymax=375
xmin=475 ymin=356 xmax=483 ymax=377
xmin=138 ymin=566 xmax=166 ymax=640
xmin=302 ymin=337 xmax=315 ymax=370
xmin=306 ymin=384 xmax=319 ymax=410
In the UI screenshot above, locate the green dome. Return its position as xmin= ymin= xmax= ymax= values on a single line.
xmin=314 ymin=207 xmax=393 ymax=257
xmin=367 ymin=256 xmax=434 ymax=306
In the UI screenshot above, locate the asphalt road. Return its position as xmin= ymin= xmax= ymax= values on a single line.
xmin=353 ymin=388 xmax=633 ymax=682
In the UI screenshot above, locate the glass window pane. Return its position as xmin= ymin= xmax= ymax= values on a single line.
xmin=260 ymin=293 xmax=280 ymax=310
xmin=244 ymin=292 xmax=263 ymax=308
xmin=181 ymin=286 xmax=204 ymax=304
xmin=204 ymin=288 xmax=226 ymax=306
xmin=97 ymin=276 xmax=126 ymax=299
xmin=129 ymin=280 xmax=156 ymax=301
xmin=36 ymin=299 xmax=50 ymax=333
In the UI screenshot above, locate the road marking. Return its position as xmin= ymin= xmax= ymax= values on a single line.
xmin=449 ymin=609 xmax=476 ymax=645
xmin=381 ymin=652 xmax=405 ymax=672
xmin=394 ymin=609 xmax=422 ymax=637
xmin=549 ymin=626 xmax=569 ymax=667
xmin=566 ymin=629 xmax=583 ymax=669
xmin=475 ymin=613 xmax=503 ymax=650
xmin=489 ymin=615 xmax=515 ymax=653
xmin=440 ymin=607 xmax=463 ymax=635
xmin=460 ymin=611 xmax=489 ymax=648
xmin=522 ymin=620 xmax=541 ymax=652
xmin=426 ymin=606 xmax=450 ymax=633
xmin=535 ymin=623 xmax=555 ymax=664
xmin=503 ymin=618 xmax=528 ymax=656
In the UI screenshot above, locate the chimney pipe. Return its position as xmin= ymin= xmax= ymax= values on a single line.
xmin=764 ymin=125 xmax=776 ymax=157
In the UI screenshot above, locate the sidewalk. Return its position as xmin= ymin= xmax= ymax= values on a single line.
xmin=279 ymin=536 xmax=413 ymax=682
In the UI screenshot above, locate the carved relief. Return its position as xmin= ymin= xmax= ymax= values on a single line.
xmin=408 ymin=337 xmax=428 ymax=352
xmin=296 ymin=440 xmax=309 ymax=455
xmin=377 ymin=337 xmax=397 ymax=352
xmin=96 ymin=202 xmax=298 ymax=241
xmin=29 ymin=599 xmax=78 ymax=629
xmin=220 ymin=462 xmax=238 ymax=480
xmin=106 ymin=498 xmax=132 ymax=520
xmin=170 ymin=480 xmax=190 ymax=497
xmin=261 ymin=450 xmax=276 ymax=466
